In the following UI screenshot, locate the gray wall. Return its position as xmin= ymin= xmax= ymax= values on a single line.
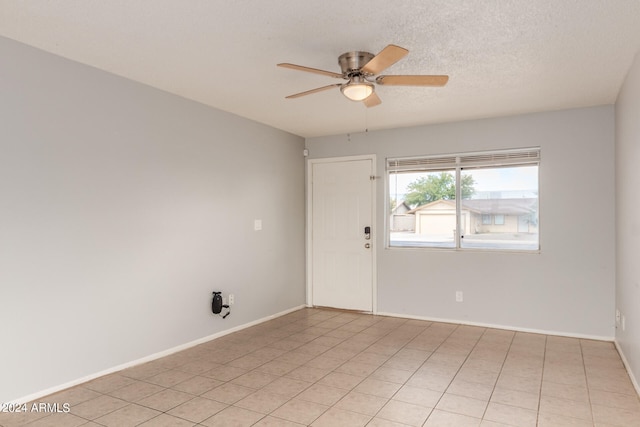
xmin=615 ymin=50 xmax=640 ymax=390
xmin=0 ymin=37 xmax=306 ymax=402
xmin=307 ymin=106 xmax=615 ymax=338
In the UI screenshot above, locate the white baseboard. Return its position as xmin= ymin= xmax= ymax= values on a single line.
xmin=11 ymin=305 xmax=306 ymax=405
xmin=16 ymin=306 xmax=627 ymax=404
xmin=375 ymin=311 xmax=614 ymax=342
xmin=614 ymin=340 xmax=640 ymax=397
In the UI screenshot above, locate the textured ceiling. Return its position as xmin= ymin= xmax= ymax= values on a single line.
xmin=1 ymin=1 xmax=640 ymax=138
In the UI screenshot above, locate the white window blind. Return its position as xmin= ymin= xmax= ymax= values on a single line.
xmin=387 ymin=148 xmax=540 ymax=172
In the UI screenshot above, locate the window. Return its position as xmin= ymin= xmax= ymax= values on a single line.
xmin=388 ymin=148 xmax=540 ymax=251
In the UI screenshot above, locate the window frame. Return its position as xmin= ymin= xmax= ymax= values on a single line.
xmin=386 ymin=147 xmax=540 ymax=253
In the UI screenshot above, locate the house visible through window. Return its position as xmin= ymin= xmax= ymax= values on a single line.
xmin=388 ymin=148 xmax=540 ymax=251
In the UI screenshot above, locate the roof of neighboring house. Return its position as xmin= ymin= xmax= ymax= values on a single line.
xmin=462 ymin=198 xmax=538 ymax=215
xmin=407 ymin=199 xmax=457 ymax=214
xmin=408 ymin=198 xmax=537 ymax=215
xmin=391 ymin=201 xmax=411 ymax=214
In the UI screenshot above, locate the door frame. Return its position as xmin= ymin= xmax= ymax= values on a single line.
xmin=306 ymin=154 xmax=377 ymax=313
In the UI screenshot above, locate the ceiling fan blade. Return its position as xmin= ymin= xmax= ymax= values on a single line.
xmin=285 ymin=84 xmax=341 ymax=99
xmin=363 ymin=92 xmax=382 ymax=108
xmin=277 ymin=63 xmax=344 ymax=79
xmin=376 ymin=75 xmax=449 ymax=86
xmin=361 ymin=44 xmax=409 ymax=75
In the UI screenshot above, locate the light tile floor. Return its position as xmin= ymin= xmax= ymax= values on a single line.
xmin=2 ymin=308 xmax=640 ymax=426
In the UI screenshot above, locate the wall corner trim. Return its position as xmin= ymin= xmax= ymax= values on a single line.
xmin=615 ymin=339 xmax=640 ymax=397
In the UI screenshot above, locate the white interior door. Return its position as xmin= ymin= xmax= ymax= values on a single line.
xmin=310 ymin=157 xmax=374 ymax=312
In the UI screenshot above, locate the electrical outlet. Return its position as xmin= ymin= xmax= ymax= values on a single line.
xmin=229 ymin=294 xmax=235 ymax=305
xmin=254 ymin=219 xmax=262 ymax=231
xmin=456 ymin=291 xmax=463 ymax=302
xmin=616 ymin=309 xmax=621 ymax=325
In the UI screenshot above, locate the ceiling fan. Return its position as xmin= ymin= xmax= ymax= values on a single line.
xmin=278 ymin=44 xmax=448 ymax=107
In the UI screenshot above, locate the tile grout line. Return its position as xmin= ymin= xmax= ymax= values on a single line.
xmin=536 ymin=334 xmax=548 ymax=427
xmin=479 ymin=327 xmax=516 ymax=424
xmin=580 ymin=339 xmax=596 ymax=427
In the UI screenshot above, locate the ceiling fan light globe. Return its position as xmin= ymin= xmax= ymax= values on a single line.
xmin=341 ymin=82 xmax=374 ymax=101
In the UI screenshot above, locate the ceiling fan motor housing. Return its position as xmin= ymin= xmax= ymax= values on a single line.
xmin=338 ymin=51 xmax=375 ymax=77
